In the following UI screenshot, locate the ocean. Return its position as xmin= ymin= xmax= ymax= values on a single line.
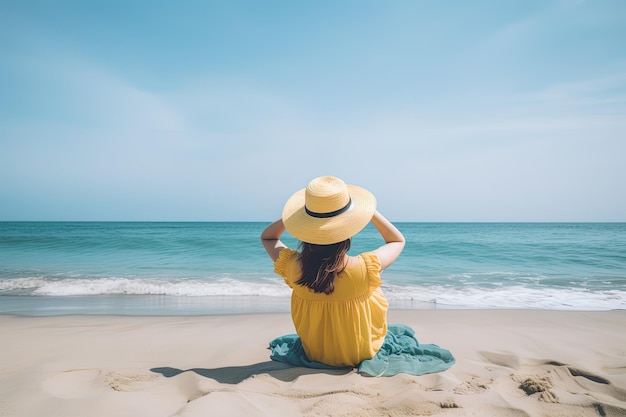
xmin=0 ymin=222 xmax=624 ymax=315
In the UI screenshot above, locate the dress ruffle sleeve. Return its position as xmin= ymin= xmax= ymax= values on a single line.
xmin=274 ymin=248 xmax=296 ymax=279
xmin=360 ymin=252 xmax=382 ymax=289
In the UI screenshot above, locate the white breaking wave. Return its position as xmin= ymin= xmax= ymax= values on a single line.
xmin=0 ymin=277 xmax=291 ymax=298
xmin=1 ymin=277 xmax=625 ymax=310
xmin=382 ymin=283 xmax=626 ymax=310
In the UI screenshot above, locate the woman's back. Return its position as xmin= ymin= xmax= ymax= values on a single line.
xmin=275 ymin=248 xmax=388 ymax=367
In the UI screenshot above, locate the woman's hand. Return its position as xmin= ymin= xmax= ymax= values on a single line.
xmin=261 ymin=219 xmax=288 ymax=261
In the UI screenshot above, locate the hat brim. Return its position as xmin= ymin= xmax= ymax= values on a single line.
xmin=282 ymin=184 xmax=376 ymax=245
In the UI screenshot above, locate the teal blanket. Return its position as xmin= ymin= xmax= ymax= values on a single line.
xmin=268 ymin=324 xmax=455 ymax=377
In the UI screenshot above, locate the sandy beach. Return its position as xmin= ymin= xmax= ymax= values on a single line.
xmin=1 ymin=309 xmax=625 ymax=417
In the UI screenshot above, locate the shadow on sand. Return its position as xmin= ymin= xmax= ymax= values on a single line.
xmin=150 ymin=361 xmax=352 ymax=384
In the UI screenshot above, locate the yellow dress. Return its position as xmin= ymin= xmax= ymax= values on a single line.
xmin=274 ymin=248 xmax=389 ymax=367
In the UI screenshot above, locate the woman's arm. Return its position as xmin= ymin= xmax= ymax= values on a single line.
xmin=370 ymin=210 xmax=405 ymax=270
xmin=261 ymin=219 xmax=288 ymax=261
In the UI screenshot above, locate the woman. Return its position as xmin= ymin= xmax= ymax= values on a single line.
xmin=261 ymin=175 xmax=405 ymax=367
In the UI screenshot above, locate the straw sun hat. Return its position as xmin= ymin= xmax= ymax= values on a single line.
xmin=282 ymin=176 xmax=377 ymax=245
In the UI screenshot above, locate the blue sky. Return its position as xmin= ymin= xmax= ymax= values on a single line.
xmin=1 ymin=0 xmax=625 ymax=221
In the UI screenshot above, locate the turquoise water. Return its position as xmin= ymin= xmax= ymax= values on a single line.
xmin=0 ymin=222 xmax=624 ymax=315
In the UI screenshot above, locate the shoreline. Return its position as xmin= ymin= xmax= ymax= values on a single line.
xmin=2 ymin=309 xmax=625 ymax=416
xmin=0 ymin=295 xmax=446 ymax=317
xmin=2 ymin=294 xmax=623 ymax=317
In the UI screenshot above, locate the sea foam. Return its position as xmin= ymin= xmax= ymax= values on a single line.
xmin=2 ymin=276 xmax=625 ymax=310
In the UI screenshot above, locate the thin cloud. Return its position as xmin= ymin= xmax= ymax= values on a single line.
xmin=523 ymin=72 xmax=626 ymax=105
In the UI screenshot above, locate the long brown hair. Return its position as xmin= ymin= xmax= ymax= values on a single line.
xmin=296 ymin=239 xmax=351 ymax=295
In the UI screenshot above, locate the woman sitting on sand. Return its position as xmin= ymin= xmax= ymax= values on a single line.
xmin=261 ymin=175 xmax=405 ymax=367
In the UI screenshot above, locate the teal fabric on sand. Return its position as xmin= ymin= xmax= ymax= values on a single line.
xmin=268 ymin=324 xmax=455 ymax=377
